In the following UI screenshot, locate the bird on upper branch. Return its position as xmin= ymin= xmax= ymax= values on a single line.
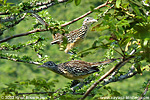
xmin=32 ymin=13 xmax=97 ymax=54
xmin=51 ymin=17 xmax=97 ymax=54
xmin=38 ymin=58 xmax=120 ymax=81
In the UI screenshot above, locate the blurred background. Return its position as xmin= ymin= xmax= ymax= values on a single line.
xmin=0 ymin=0 xmax=149 ymax=96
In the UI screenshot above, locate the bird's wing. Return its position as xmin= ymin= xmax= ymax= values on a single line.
xmin=59 ymin=60 xmax=99 ymax=76
xmin=65 ymin=29 xmax=81 ymax=43
xmin=51 ymin=33 xmax=64 ymax=44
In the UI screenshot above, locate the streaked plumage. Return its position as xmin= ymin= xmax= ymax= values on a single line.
xmin=51 ymin=17 xmax=97 ymax=53
xmin=38 ymin=58 xmax=119 ymax=81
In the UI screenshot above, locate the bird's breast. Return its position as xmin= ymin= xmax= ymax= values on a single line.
xmin=62 ymin=71 xmax=91 ymax=81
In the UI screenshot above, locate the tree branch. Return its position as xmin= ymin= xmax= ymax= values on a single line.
xmin=17 ymin=91 xmax=54 ymax=95
xmin=18 ymin=65 xmax=137 ymax=98
xmin=61 ymin=0 xmax=111 ymax=27
xmin=26 ymin=0 xmax=69 ymax=13
xmin=80 ymin=56 xmax=135 ymax=100
xmin=1 ymin=0 xmax=113 ymax=43
xmin=0 ymin=0 xmax=68 ymax=35
xmin=0 ymin=29 xmax=47 ymax=43
xmin=0 ymin=0 xmax=114 ymax=43
xmin=0 ymin=56 xmax=40 ymax=65
xmin=0 ymin=13 xmax=27 ymax=36
xmin=102 ymin=70 xmax=137 ymax=85
xmin=138 ymin=79 xmax=150 ymax=100
xmin=0 ymin=0 xmax=69 ymax=15
xmin=57 ymin=66 xmax=137 ymax=99
xmin=6 ymin=14 xmax=27 ymax=28
xmin=94 ymin=69 xmax=138 ymax=93
xmin=0 ymin=15 xmax=18 ymax=23
xmin=0 ymin=0 xmax=68 ymax=24
xmin=33 ymin=0 xmax=113 ymax=28
xmin=108 ymin=47 xmax=136 ymax=78
xmin=0 ymin=38 xmax=42 ymax=51
xmin=17 ymin=88 xmax=61 ymax=95
xmin=98 ymin=4 xmax=114 ymax=18
xmin=0 ymin=12 xmax=9 ymax=15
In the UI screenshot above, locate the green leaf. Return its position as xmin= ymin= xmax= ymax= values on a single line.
xmin=147 ymin=16 xmax=150 ymax=22
xmin=135 ymin=63 xmax=142 ymax=74
xmin=145 ymin=0 xmax=149 ymax=4
xmin=141 ymin=39 xmax=150 ymax=62
xmin=0 ymin=0 xmax=3 ymax=4
xmin=67 ymin=0 xmax=73 ymax=3
xmin=92 ymin=40 xmax=98 ymax=48
xmin=65 ymin=0 xmax=73 ymax=6
xmin=92 ymin=24 xmax=110 ymax=31
xmin=90 ymin=6 xmax=95 ymax=11
xmin=119 ymin=37 xmax=131 ymax=46
xmin=74 ymin=0 xmax=81 ymax=6
xmin=133 ymin=24 xmax=150 ymax=39
xmin=116 ymin=0 xmax=121 ymax=8
xmin=4 ymin=0 xmax=7 ymax=4
xmin=129 ymin=1 xmax=141 ymax=16
xmin=80 ymin=51 xmax=93 ymax=58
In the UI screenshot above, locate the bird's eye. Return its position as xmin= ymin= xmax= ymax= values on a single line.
xmin=86 ymin=18 xmax=89 ymax=21
xmin=48 ymin=63 xmax=51 ymax=66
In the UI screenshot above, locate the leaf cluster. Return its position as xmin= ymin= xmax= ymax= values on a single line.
xmin=0 ymin=0 xmax=150 ymax=99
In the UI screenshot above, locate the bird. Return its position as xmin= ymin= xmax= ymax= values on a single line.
xmin=51 ymin=17 xmax=97 ymax=54
xmin=32 ymin=13 xmax=97 ymax=54
xmin=38 ymin=58 xmax=120 ymax=81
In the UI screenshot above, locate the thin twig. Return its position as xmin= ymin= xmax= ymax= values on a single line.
xmin=0 ymin=38 xmax=42 ymax=50
xmin=31 ymin=0 xmax=55 ymax=8
xmin=1 ymin=0 xmax=114 ymax=43
xmin=17 ymin=91 xmax=54 ymax=95
xmin=98 ymin=4 xmax=114 ymax=18
xmin=0 ymin=29 xmax=47 ymax=43
xmin=26 ymin=0 xmax=69 ymax=13
xmin=0 ymin=0 xmax=69 ymax=15
xmin=17 ymin=88 xmax=61 ymax=95
xmin=33 ymin=0 xmax=112 ymax=27
xmin=138 ymin=79 xmax=150 ymax=100
xmin=129 ymin=49 xmax=136 ymax=55
xmin=0 ymin=15 xmax=17 ymax=23
xmin=0 ymin=13 xmax=27 ymax=36
xmin=118 ymin=43 xmax=125 ymax=57
xmin=6 ymin=13 xmax=27 ymax=29
xmin=98 ymin=70 xmax=137 ymax=90
xmin=61 ymin=0 xmax=111 ymax=27
xmin=57 ymin=67 xmax=137 ymax=99
xmin=0 ymin=13 xmax=26 ymax=23
xmin=112 ymin=48 xmax=124 ymax=57
xmin=80 ymin=56 xmax=135 ymax=100
xmin=0 ymin=56 xmax=40 ymax=65
xmin=109 ymin=49 xmax=136 ymax=78
xmin=0 ymin=0 xmax=68 ymax=35
xmin=0 ymin=12 xmax=9 ymax=15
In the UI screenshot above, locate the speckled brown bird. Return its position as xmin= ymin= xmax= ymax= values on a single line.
xmin=38 ymin=58 xmax=119 ymax=81
xmin=51 ymin=17 xmax=97 ymax=54
xmin=32 ymin=14 xmax=97 ymax=54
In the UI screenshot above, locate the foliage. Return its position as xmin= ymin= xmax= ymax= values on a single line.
xmin=0 ymin=0 xmax=150 ymax=99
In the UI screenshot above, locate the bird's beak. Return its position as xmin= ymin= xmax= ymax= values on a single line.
xmin=38 ymin=64 xmax=46 ymax=68
xmin=92 ymin=19 xmax=98 ymax=23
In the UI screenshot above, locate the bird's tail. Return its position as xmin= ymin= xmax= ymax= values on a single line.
xmin=32 ymin=13 xmax=49 ymax=26
xmin=32 ymin=13 xmax=64 ymax=46
xmin=51 ymin=33 xmax=64 ymax=44
xmin=91 ymin=57 xmax=122 ymax=66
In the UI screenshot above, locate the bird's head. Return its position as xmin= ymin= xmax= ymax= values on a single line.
xmin=83 ymin=17 xmax=97 ymax=26
xmin=38 ymin=61 xmax=57 ymax=69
